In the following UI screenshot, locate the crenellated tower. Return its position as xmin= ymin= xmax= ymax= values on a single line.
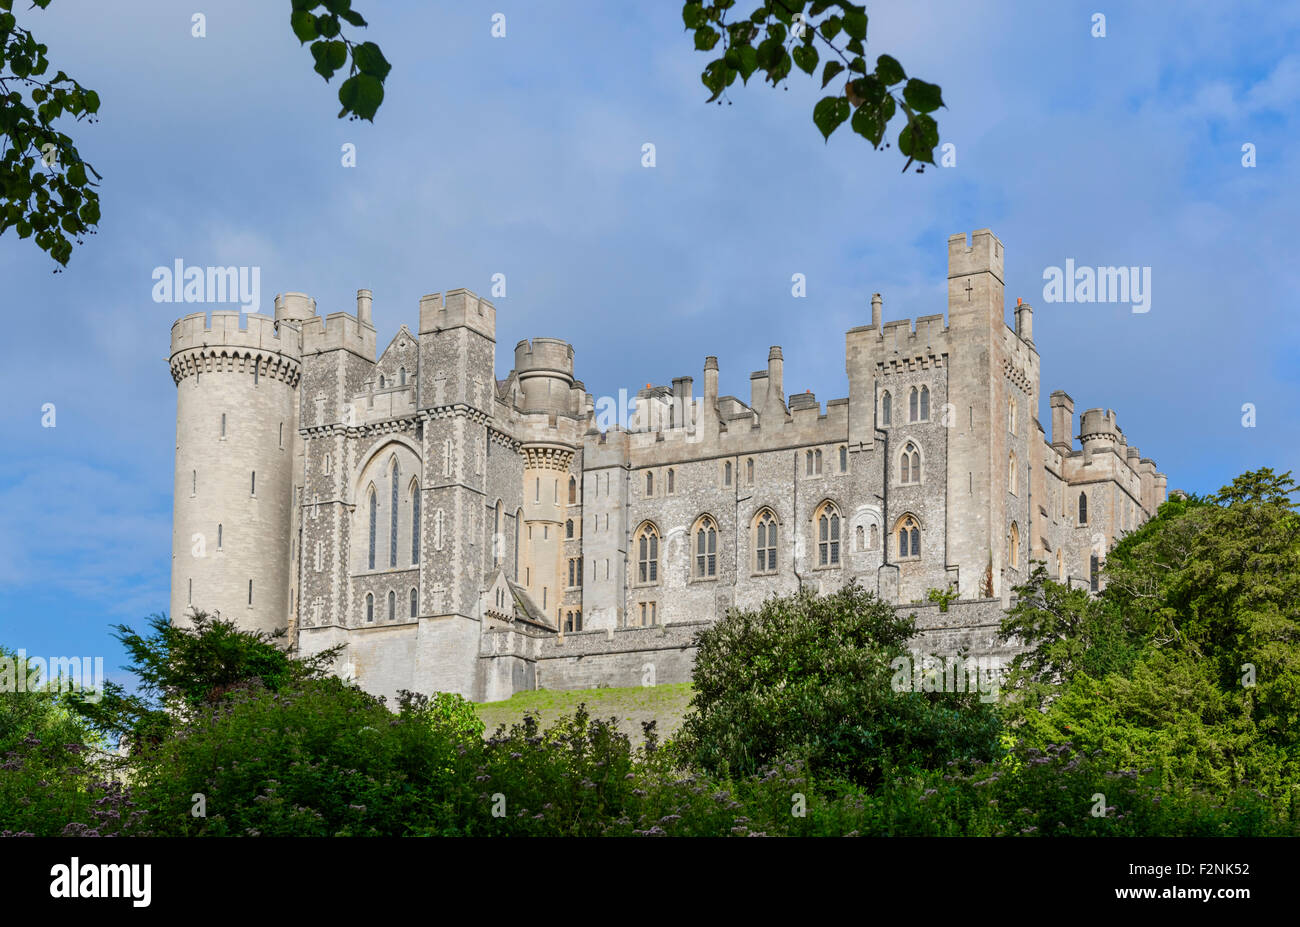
xmin=169 ymin=307 xmax=303 ymax=635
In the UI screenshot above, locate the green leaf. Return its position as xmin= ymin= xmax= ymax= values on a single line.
xmin=843 ymin=7 xmax=868 ymax=41
xmin=315 ymin=13 xmax=341 ymax=38
xmin=352 ymin=41 xmax=391 ymax=80
xmin=701 ymin=59 xmax=727 ymax=101
xmin=792 ymin=43 xmax=818 ymax=75
xmin=682 ymin=2 xmax=707 ymax=29
xmin=875 ymin=54 xmax=905 ymax=85
xmin=820 ymin=61 xmax=845 ymax=89
xmin=736 ymin=44 xmax=758 ymax=82
xmin=897 ymin=112 xmax=938 ymax=163
xmin=66 ymin=162 xmax=86 ymax=186
xmin=694 ymin=26 xmax=720 ymax=51
xmin=337 ymin=73 xmax=384 ymax=120
xmin=311 ymin=40 xmax=347 ymax=79
xmin=820 ymin=15 xmax=841 ymax=41
xmin=290 ymin=10 xmax=317 ymax=43
xmin=850 ymin=94 xmax=893 ymax=146
xmin=812 ymin=95 xmax=850 ymax=141
xmin=339 ymin=9 xmax=367 ymax=27
xmin=902 ymin=77 xmax=943 ymax=114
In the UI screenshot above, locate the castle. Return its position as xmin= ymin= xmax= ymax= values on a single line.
xmin=169 ymin=229 xmax=1167 ymax=702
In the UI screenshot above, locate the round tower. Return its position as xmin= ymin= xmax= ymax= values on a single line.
xmin=1079 ymin=408 xmax=1120 ymax=456
xmin=170 ymin=309 xmax=304 ymax=635
xmin=514 ymin=338 xmax=575 ymax=414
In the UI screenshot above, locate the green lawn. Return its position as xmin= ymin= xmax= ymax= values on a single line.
xmin=474 ymin=683 xmax=694 ymax=743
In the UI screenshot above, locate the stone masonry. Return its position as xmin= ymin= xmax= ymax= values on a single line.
xmin=168 ymin=230 xmax=1167 ymax=702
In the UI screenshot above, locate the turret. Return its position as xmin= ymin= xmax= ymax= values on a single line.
xmin=513 ymin=338 xmax=575 ymax=415
xmin=169 ymin=310 xmax=303 ymax=636
xmin=1080 ymin=408 xmax=1121 ymax=460
xmin=871 ymin=292 xmax=883 ymax=330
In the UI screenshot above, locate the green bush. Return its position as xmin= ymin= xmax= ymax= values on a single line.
xmin=679 ymin=582 xmax=1002 ymax=785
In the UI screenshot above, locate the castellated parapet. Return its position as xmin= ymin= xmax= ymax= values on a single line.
xmin=168 ymin=230 xmax=1171 ymax=703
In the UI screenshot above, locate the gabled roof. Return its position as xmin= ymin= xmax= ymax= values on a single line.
xmin=482 ymin=568 xmax=556 ymax=631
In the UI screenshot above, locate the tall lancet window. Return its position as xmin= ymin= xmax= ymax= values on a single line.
xmin=367 ymin=488 xmax=377 ymax=570
xmin=411 ymin=482 xmax=421 ymax=564
xmin=390 ymin=460 xmax=400 ymax=568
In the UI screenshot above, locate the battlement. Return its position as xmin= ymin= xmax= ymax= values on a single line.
xmin=170 ymin=310 xmax=301 ymax=359
xmin=419 ymin=288 xmax=496 ymax=340
xmin=947 ymin=228 xmax=1004 ymax=283
xmin=301 ymin=311 xmax=376 ymax=360
xmin=514 ymin=337 xmax=575 ymax=377
xmin=274 ymin=292 xmax=317 ymax=325
xmin=1079 ymin=407 xmax=1120 ymax=441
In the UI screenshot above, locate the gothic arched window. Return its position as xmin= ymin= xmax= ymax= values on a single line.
xmin=746 ymin=458 xmax=754 ymax=483
xmin=896 ymin=514 xmax=921 ymax=559
xmin=909 ymin=387 xmax=919 ymax=422
xmin=920 ymin=385 xmax=930 ymax=421
xmin=1009 ymin=452 xmax=1018 ymax=496
xmin=754 ymin=509 xmax=777 ymax=573
xmin=566 ymin=518 xmax=574 ymax=539
xmin=667 ymin=468 xmax=676 ymax=494
xmin=1078 ymin=492 xmax=1088 ymax=525
xmin=646 ymin=471 xmax=654 ymax=496
xmin=389 ymin=460 xmax=400 ymax=568
xmin=1009 ymin=522 xmax=1020 ymax=570
xmin=881 ymin=391 xmax=892 ymax=426
xmin=410 ymin=587 xmax=418 ymax=617
xmin=388 ymin=590 xmax=395 ymax=620
xmin=900 ymin=442 xmax=920 ymax=484
xmin=636 ymin=523 xmax=660 ymax=584
xmin=367 ymin=487 xmax=377 ymax=570
xmin=568 ymin=476 xmax=577 ymax=504
xmin=365 ymin=593 xmax=374 ymax=623
xmin=693 ymin=515 xmax=718 ymax=579
xmin=815 ymin=501 xmax=841 ymax=566
xmin=411 ymin=481 xmax=421 ymax=564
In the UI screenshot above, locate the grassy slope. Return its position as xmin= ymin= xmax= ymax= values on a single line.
xmin=474 ymin=683 xmax=694 ymax=742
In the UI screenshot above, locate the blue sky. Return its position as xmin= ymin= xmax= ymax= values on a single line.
xmin=1 ymin=0 xmax=1297 ymax=681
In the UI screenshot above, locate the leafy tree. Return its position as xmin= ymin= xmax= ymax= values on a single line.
xmin=680 ymin=581 xmax=1000 ymax=784
xmin=0 ymin=645 xmax=95 ymax=761
xmin=68 ymin=610 xmax=341 ymax=752
xmin=1002 ymin=469 xmax=1300 ymax=799
xmin=0 ymin=0 xmax=101 ymax=267
xmin=684 ymin=1 xmax=944 ymax=170
xmin=1 ymin=0 xmax=389 ymax=266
